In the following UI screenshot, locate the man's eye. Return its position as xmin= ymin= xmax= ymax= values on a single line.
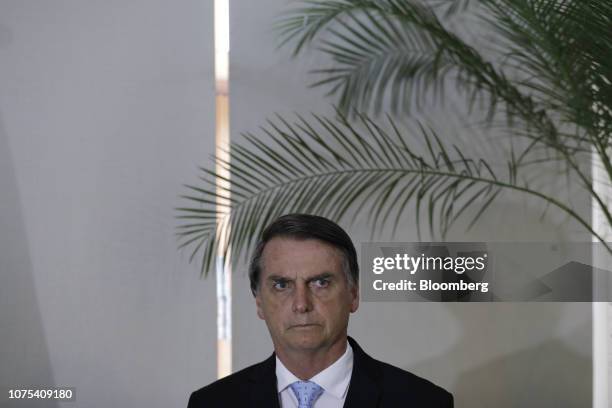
xmin=312 ymin=278 xmax=330 ymax=288
xmin=273 ymin=280 xmax=289 ymax=290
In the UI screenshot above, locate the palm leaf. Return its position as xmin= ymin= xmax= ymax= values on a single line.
xmin=176 ymin=113 xmax=609 ymax=275
xmin=276 ymin=0 xmax=612 ymax=229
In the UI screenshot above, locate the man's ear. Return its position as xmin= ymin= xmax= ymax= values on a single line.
xmin=349 ymin=284 xmax=359 ymax=313
xmin=255 ymin=293 xmax=265 ymax=320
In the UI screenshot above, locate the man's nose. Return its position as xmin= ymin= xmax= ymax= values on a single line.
xmin=292 ymin=283 xmax=312 ymax=313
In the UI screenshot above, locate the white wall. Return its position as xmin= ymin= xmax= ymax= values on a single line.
xmin=230 ymin=1 xmax=592 ymax=407
xmin=0 ymin=1 xmax=218 ymax=407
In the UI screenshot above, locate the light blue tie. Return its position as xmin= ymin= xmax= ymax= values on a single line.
xmin=289 ymin=380 xmax=324 ymax=408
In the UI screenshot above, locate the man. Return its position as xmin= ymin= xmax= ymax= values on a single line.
xmin=188 ymin=214 xmax=453 ymax=407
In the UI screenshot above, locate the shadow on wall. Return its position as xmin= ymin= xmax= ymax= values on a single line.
xmin=452 ymin=336 xmax=590 ymax=408
xmin=407 ymin=304 xmax=591 ymax=408
xmin=0 ymin=110 xmax=59 ymax=408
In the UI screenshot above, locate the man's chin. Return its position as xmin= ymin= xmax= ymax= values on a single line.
xmin=284 ymin=329 xmax=325 ymax=350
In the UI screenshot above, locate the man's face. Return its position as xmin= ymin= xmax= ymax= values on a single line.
xmin=255 ymin=237 xmax=359 ymax=355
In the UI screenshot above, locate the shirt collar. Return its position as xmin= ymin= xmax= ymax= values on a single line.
xmin=276 ymin=341 xmax=354 ymax=400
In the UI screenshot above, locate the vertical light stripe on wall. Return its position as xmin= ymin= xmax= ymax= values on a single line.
xmin=592 ymin=146 xmax=611 ymax=408
xmin=214 ymin=0 xmax=232 ymax=379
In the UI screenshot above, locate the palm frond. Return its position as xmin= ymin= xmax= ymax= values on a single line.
xmin=275 ymin=0 xmax=366 ymax=55
xmin=176 ymin=113 xmax=608 ymax=275
xmin=483 ymin=0 xmax=612 ymax=141
xmin=276 ymin=0 xmax=612 ymax=224
xmin=309 ymin=9 xmax=455 ymax=115
xmin=178 ymin=0 xmax=612 ymax=275
xmin=278 ymin=1 xmax=564 ymax=137
xmin=278 ymin=1 xmax=472 ymax=116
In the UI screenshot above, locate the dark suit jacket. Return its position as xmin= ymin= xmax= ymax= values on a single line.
xmin=188 ymin=337 xmax=453 ymax=407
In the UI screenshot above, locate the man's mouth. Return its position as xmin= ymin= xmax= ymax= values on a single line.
xmin=289 ymin=323 xmax=320 ymax=329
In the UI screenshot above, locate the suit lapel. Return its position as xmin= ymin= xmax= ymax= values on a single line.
xmin=343 ymin=337 xmax=382 ymax=408
xmin=248 ymin=353 xmax=281 ymax=408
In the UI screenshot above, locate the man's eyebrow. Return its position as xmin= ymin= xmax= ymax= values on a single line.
xmin=305 ymin=272 xmax=334 ymax=283
xmin=266 ymin=275 xmax=293 ymax=282
xmin=265 ymin=273 xmax=335 ymax=282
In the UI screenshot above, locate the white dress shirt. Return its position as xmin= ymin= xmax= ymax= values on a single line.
xmin=275 ymin=342 xmax=354 ymax=408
